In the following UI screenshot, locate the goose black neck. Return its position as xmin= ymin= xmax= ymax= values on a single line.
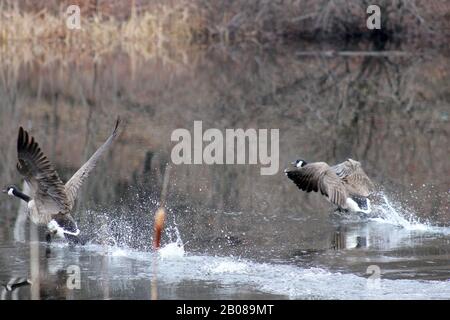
xmin=13 ymin=189 xmax=31 ymax=202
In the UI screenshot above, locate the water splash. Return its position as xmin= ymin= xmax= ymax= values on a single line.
xmin=370 ymin=192 xmax=450 ymax=234
xmin=159 ymin=242 xmax=185 ymax=259
xmin=158 ymin=219 xmax=185 ymax=260
xmin=207 ymin=260 xmax=249 ymax=274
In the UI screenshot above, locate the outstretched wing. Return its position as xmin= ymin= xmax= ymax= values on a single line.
xmin=17 ymin=127 xmax=70 ymax=214
xmin=332 ymin=159 xmax=374 ymax=197
xmin=65 ymin=117 xmax=121 ymax=208
xmin=285 ymin=162 xmax=348 ymax=208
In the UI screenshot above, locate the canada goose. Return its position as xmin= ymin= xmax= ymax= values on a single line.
xmin=2 ymin=118 xmax=121 ymax=244
xmin=284 ymin=158 xmax=375 ymax=213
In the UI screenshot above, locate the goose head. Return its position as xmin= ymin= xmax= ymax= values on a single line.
xmin=2 ymin=185 xmax=17 ymax=197
xmin=292 ymin=159 xmax=308 ymax=168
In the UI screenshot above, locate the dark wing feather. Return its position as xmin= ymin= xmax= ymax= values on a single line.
xmin=17 ymin=127 xmax=70 ymax=214
xmin=65 ymin=117 xmax=121 ymax=208
xmin=285 ymin=163 xmax=321 ymax=193
xmin=332 ymin=159 xmax=374 ymax=197
xmin=285 ymin=162 xmax=348 ymax=208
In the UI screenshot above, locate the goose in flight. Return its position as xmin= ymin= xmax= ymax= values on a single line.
xmin=3 ymin=118 xmax=121 ymax=244
xmin=284 ymin=158 xmax=375 ymax=213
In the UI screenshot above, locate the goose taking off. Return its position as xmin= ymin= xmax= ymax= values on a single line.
xmin=284 ymin=158 xmax=375 ymax=213
xmin=3 ymin=118 xmax=121 ymax=244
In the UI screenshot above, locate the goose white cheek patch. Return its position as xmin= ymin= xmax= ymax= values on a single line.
xmin=8 ymin=189 xmax=14 ymax=196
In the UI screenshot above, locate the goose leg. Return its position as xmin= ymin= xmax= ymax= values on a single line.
xmin=45 ymin=233 xmax=52 ymax=256
xmin=45 ymin=232 xmax=52 ymax=244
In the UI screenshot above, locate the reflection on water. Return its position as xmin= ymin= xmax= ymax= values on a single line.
xmin=0 ymin=28 xmax=449 ymax=299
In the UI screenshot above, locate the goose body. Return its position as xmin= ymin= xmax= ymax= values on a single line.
xmin=3 ymin=118 xmax=121 ymax=244
xmin=284 ymin=158 xmax=375 ymax=213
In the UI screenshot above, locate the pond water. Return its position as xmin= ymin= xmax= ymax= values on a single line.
xmin=0 ymin=40 xmax=449 ymax=299
xmin=1 ymin=203 xmax=450 ymax=300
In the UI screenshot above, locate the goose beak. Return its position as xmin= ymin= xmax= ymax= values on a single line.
xmin=2 ymin=189 xmax=7 ymax=193
xmin=291 ymin=161 xmax=296 ymax=165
